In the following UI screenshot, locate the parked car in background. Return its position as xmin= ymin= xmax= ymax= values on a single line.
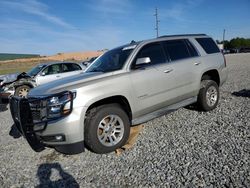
xmin=81 ymin=56 xmax=98 ymax=67
xmin=239 ymin=47 xmax=250 ymax=53
xmin=0 ymin=62 xmax=85 ymax=102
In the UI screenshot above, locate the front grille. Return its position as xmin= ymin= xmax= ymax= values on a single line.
xmin=9 ymin=97 xmax=23 ymax=133
xmin=9 ymin=96 xmax=45 ymax=152
xmin=29 ymin=99 xmax=48 ymax=123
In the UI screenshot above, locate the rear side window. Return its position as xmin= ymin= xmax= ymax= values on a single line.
xmin=163 ymin=40 xmax=190 ymax=61
xmin=62 ymin=63 xmax=81 ymax=72
xmin=196 ymin=38 xmax=220 ymax=54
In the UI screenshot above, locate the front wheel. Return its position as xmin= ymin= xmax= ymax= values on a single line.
xmin=197 ymin=80 xmax=219 ymax=111
xmin=84 ymin=104 xmax=130 ymax=154
xmin=14 ymin=85 xmax=31 ymax=98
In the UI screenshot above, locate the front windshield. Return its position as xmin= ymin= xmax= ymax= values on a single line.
xmin=27 ymin=64 xmax=46 ymax=76
xmin=86 ymin=47 xmax=134 ymax=73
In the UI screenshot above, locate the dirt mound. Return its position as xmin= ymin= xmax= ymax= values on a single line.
xmin=1 ymin=50 xmax=105 ymax=64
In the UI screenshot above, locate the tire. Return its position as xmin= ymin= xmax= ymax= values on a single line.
xmin=14 ymin=85 xmax=31 ymax=98
xmin=197 ymin=79 xmax=219 ymax=111
xmin=84 ymin=104 xmax=130 ymax=154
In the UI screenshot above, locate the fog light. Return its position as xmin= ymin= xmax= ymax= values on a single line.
xmin=55 ymin=135 xmax=63 ymax=141
xmin=41 ymin=134 xmax=65 ymax=142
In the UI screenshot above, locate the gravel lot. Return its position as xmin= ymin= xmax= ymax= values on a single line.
xmin=0 ymin=54 xmax=249 ymax=187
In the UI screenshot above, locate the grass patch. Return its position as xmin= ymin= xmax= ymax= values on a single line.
xmin=0 ymin=67 xmax=32 ymax=75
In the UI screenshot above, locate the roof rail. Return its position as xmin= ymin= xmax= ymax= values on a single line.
xmin=158 ymin=34 xmax=207 ymax=38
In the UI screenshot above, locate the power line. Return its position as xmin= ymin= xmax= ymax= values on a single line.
xmin=154 ymin=8 xmax=160 ymax=38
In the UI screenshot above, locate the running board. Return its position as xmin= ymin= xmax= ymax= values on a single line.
xmin=132 ymin=96 xmax=197 ymax=125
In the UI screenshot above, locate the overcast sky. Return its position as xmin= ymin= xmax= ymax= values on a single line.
xmin=0 ymin=0 xmax=249 ymax=55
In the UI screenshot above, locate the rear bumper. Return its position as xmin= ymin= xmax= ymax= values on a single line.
xmin=9 ymin=96 xmax=85 ymax=155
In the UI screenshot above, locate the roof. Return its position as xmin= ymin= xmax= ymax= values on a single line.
xmin=38 ymin=61 xmax=78 ymax=66
xmin=158 ymin=34 xmax=207 ymax=38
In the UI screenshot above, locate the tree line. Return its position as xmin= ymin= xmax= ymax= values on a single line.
xmin=217 ymin=37 xmax=250 ymax=49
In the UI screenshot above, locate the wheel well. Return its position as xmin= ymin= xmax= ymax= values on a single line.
xmin=86 ymin=96 xmax=132 ymax=121
xmin=201 ymin=70 xmax=220 ymax=86
xmin=15 ymin=83 xmax=34 ymax=89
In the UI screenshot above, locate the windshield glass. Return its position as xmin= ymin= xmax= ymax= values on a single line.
xmin=27 ymin=64 xmax=46 ymax=76
xmin=86 ymin=47 xmax=134 ymax=73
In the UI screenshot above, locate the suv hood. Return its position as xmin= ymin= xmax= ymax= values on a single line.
xmin=28 ymin=72 xmax=103 ymax=96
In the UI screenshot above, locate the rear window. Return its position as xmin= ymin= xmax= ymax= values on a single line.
xmin=196 ymin=38 xmax=220 ymax=54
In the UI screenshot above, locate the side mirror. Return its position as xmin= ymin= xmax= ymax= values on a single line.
xmin=136 ymin=57 xmax=151 ymax=65
xmin=41 ymin=72 xmax=46 ymax=76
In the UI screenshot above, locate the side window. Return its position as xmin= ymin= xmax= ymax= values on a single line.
xmin=133 ymin=42 xmax=166 ymax=67
xmin=43 ymin=64 xmax=61 ymax=75
xmin=163 ymin=40 xmax=190 ymax=61
xmin=62 ymin=63 xmax=81 ymax=72
xmin=195 ymin=37 xmax=220 ymax=54
xmin=185 ymin=40 xmax=199 ymax=57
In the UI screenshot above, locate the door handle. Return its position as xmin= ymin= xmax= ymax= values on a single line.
xmin=56 ymin=75 xmax=60 ymax=78
xmin=164 ymin=69 xmax=173 ymax=73
xmin=194 ymin=62 xmax=201 ymax=66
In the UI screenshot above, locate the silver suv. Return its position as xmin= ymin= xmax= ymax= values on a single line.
xmin=10 ymin=34 xmax=228 ymax=154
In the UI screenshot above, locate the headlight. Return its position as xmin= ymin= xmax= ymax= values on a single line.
xmin=47 ymin=91 xmax=76 ymax=119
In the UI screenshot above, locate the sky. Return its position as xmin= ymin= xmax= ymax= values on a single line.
xmin=0 ymin=0 xmax=249 ymax=55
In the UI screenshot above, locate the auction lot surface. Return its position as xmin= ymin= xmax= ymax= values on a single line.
xmin=0 ymin=54 xmax=249 ymax=187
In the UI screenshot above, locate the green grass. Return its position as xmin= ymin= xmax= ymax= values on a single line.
xmin=0 ymin=67 xmax=32 ymax=75
xmin=0 ymin=53 xmax=40 ymax=61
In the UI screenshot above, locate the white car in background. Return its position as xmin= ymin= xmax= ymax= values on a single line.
xmin=0 ymin=62 xmax=86 ymax=101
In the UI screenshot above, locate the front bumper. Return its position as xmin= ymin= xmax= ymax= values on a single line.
xmin=9 ymin=96 xmax=85 ymax=154
xmin=0 ymin=89 xmax=13 ymax=104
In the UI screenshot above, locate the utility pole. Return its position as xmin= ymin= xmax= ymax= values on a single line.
xmin=154 ymin=8 xmax=160 ymax=38
xmin=222 ymin=29 xmax=226 ymax=49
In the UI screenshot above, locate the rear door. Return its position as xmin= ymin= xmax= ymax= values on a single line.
xmin=160 ymin=39 xmax=202 ymax=100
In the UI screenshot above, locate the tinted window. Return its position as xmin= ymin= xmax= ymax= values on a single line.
xmin=185 ymin=40 xmax=199 ymax=57
xmin=62 ymin=63 xmax=81 ymax=72
xmin=43 ymin=64 xmax=61 ymax=75
xmin=196 ymin=38 xmax=220 ymax=54
xmin=163 ymin=40 xmax=190 ymax=61
xmin=135 ymin=43 xmax=166 ymax=66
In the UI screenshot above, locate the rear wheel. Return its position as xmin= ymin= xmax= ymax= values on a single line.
xmin=15 ymin=85 xmax=31 ymax=98
xmin=84 ymin=104 xmax=130 ymax=154
xmin=197 ymin=79 xmax=219 ymax=111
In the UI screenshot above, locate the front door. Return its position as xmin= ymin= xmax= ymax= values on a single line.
xmin=129 ymin=42 xmax=177 ymax=116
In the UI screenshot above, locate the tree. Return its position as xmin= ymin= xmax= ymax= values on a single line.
xmin=218 ymin=37 xmax=250 ymax=49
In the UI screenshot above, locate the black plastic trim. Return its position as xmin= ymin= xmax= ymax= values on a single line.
xmin=53 ymin=141 xmax=85 ymax=155
xmin=159 ymin=34 xmax=206 ymax=38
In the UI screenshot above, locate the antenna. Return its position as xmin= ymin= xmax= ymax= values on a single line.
xmin=154 ymin=8 xmax=160 ymax=38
